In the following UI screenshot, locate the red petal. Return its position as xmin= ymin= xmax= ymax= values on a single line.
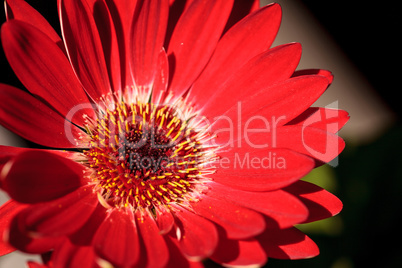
xmin=223 ymin=124 xmax=345 ymax=164
xmin=211 ymin=234 xmax=267 ymax=267
xmin=69 ymin=204 xmax=107 ymax=246
xmin=275 ymin=125 xmax=346 ymax=164
xmin=1 ymin=150 xmax=85 ymax=204
xmin=284 ymin=181 xmax=343 ymax=223
xmin=167 ymin=0 xmax=234 ymax=97
xmin=171 ymin=204 xmax=218 ymax=260
xmin=1 ymin=20 xmax=94 ymax=126
xmin=213 ymin=148 xmax=314 ymax=192
xmin=0 ymin=200 xmax=27 ymax=256
xmin=287 ymin=107 xmax=350 ymax=134
xmin=0 ymin=145 xmax=26 ymax=170
xmin=293 ymin=69 xmax=334 ymax=84
xmin=223 ymin=0 xmax=261 ymax=33
xmin=52 ymin=240 xmax=98 ymax=268
xmin=164 ymin=236 xmax=204 ymax=268
xmin=15 ymin=186 xmax=98 ymax=237
xmin=208 ymin=183 xmax=308 ymax=229
xmin=105 ymin=0 xmax=138 ymax=87
xmin=59 ymin=0 xmax=111 ymax=101
xmin=190 ymin=195 xmax=265 ymax=239
xmin=258 ymin=227 xmax=319 ymax=260
xmin=152 ymin=48 xmax=169 ymax=102
xmin=5 ymin=0 xmax=64 ymax=51
xmin=155 ymin=205 xmax=174 ymax=235
xmin=131 ymin=0 xmax=169 ymax=89
xmin=199 ymin=43 xmax=302 ymax=116
xmin=93 ymin=208 xmax=140 ymax=267
xmin=190 ymin=3 xmax=281 ymax=107
xmin=86 ymin=0 xmax=121 ymax=93
xmin=7 ymin=211 xmax=63 ymax=253
xmin=0 ymin=84 xmax=83 ymax=148
xmin=27 ymin=262 xmax=48 ymax=268
xmin=209 ymin=75 xmax=329 ymax=132
xmin=136 ymin=210 xmax=169 ymax=268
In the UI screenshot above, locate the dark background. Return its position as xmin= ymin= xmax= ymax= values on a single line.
xmin=0 ymin=1 xmax=401 ymax=267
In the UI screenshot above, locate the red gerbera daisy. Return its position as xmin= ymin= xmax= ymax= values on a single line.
xmin=0 ymin=0 xmax=349 ymax=267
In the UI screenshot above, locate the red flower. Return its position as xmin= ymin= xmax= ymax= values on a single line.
xmin=0 ymin=0 xmax=349 ymax=267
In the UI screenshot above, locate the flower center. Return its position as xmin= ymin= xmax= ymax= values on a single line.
xmin=84 ymin=100 xmax=214 ymax=210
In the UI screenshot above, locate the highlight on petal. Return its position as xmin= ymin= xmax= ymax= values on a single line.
xmin=136 ymin=210 xmax=169 ymax=268
xmin=130 ymin=0 xmax=169 ymax=89
xmin=171 ymin=204 xmax=218 ymax=260
xmin=59 ymin=0 xmax=111 ymax=101
xmin=1 ymin=150 xmax=85 ymax=204
xmin=93 ymin=208 xmax=140 ymax=267
xmin=87 ymin=0 xmax=122 ymax=93
xmin=155 ymin=205 xmax=174 ymax=235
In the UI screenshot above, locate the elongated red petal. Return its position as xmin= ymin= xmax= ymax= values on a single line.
xmin=131 ymin=0 xmax=169 ymax=89
xmin=287 ymin=107 xmax=350 ymax=134
xmin=5 ymin=0 xmax=63 ymax=50
xmin=52 ymin=240 xmax=98 ymax=268
xmin=0 ymin=145 xmax=26 ymax=171
xmin=171 ymin=204 xmax=218 ymax=260
xmin=209 ymin=75 xmax=330 ymax=132
xmin=223 ymin=0 xmax=260 ymax=33
xmin=69 ymin=204 xmax=107 ymax=246
xmin=15 ymin=186 xmax=98 ymax=237
xmin=213 ymin=148 xmax=314 ymax=192
xmin=155 ymin=205 xmax=174 ymax=235
xmin=275 ymin=125 xmax=346 ymax=164
xmin=86 ymin=0 xmax=121 ymax=93
xmin=191 ymin=3 xmax=281 ymax=106
xmin=167 ymin=0 xmax=234 ymax=96
xmin=211 ymin=234 xmax=267 ymax=267
xmin=190 ymin=195 xmax=265 ymax=239
xmin=0 ymin=200 xmax=27 ymax=256
xmin=0 ymin=84 xmax=83 ymax=148
xmin=208 ymin=182 xmax=308 ymax=229
xmin=7 ymin=212 xmax=63 ymax=253
xmin=136 ymin=210 xmax=169 ymax=268
xmin=164 ymin=237 xmax=204 ymax=268
xmin=1 ymin=20 xmax=94 ymax=126
xmin=93 ymin=208 xmax=140 ymax=267
xmin=284 ymin=181 xmax=343 ymax=223
xmin=258 ymin=227 xmax=319 ymax=260
xmin=1 ymin=150 xmax=85 ymax=204
xmin=293 ymin=69 xmax=334 ymax=84
xmin=59 ymin=0 xmax=111 ymax=101
xmin=198 ymin=43 xmax=302 ymax=116
xmin=105 ymin=0 xmax=138 ymax=87
xmin=152 ymin=48 xmax=169 ymax=102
